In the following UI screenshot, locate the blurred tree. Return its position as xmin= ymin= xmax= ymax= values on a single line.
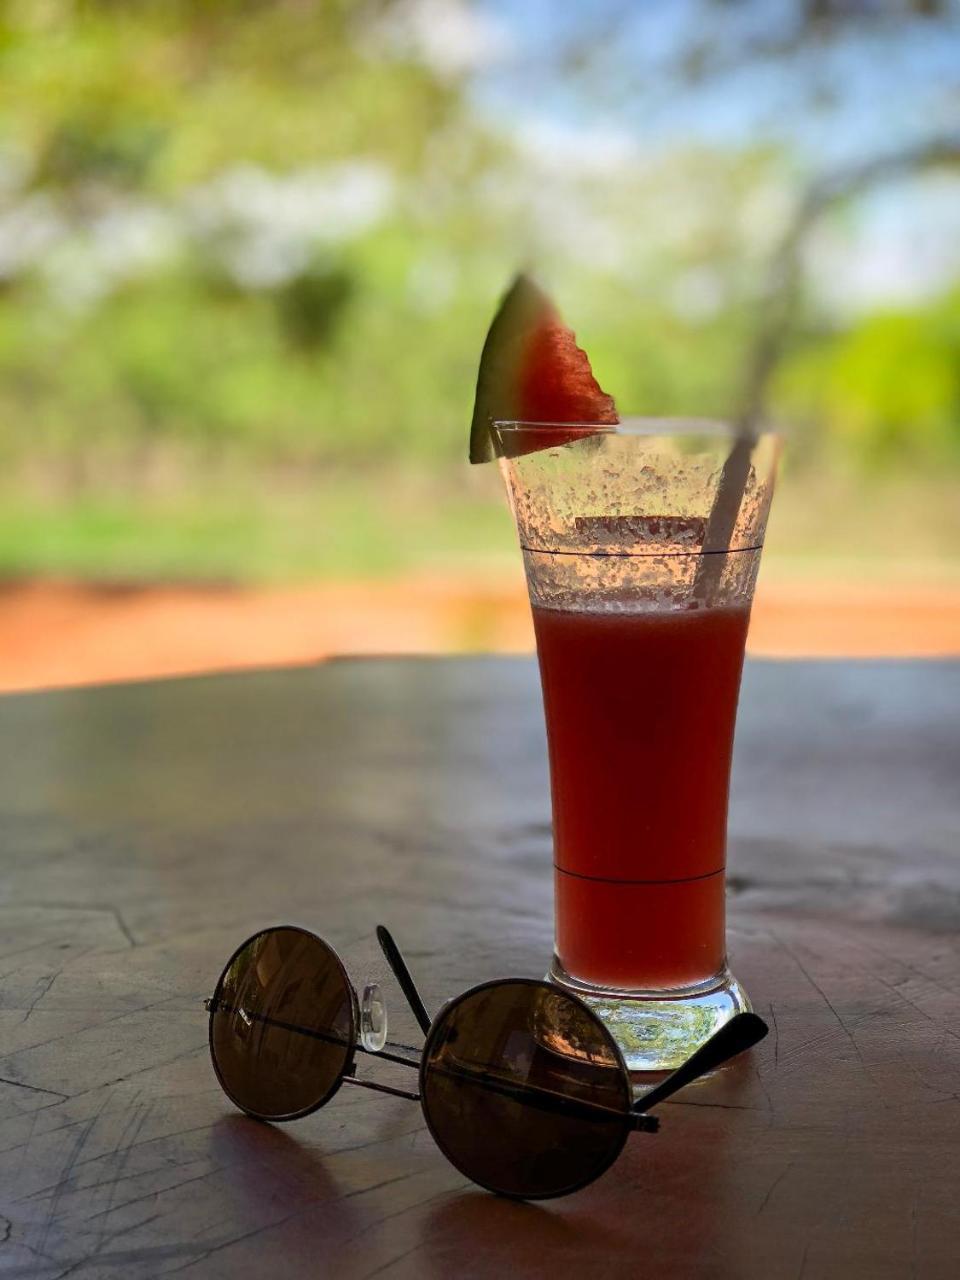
xmin=486 ymin=0 xmax=960 ymax=442
xmin=741 ymin=132 xmax=960 ymax=428
xmin=775 ymin=289 xmax=960 ymax=464
xmin=0 ymin=0 xmax=956 ymax=579
xmin=0 ymin=0 xmax=492 ymax=474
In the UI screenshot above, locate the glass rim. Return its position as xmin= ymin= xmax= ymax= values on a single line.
xmin=493 ymin=416 xmax=777 ymax=439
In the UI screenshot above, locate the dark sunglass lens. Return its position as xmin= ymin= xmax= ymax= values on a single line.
xmin=422 ymin=980 xmax=630 ymax=1199
xmin=209 ymin=927 xmax=354 ymax=1121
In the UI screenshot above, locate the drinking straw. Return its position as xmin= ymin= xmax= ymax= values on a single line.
xmin=691 ymin=425 xmax=756 ymax=599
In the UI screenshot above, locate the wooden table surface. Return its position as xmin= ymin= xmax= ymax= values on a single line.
xmin=0 ymin=657 xmax=958 ymax=1279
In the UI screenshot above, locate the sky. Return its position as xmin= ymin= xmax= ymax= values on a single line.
xmin=436 ymin=0 xmax=960 ymax=309
xmin=473 ymin=1 xmax=960 ymax=161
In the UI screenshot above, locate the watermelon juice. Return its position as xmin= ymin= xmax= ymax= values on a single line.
xmin=532 ymin=600 xmax=751 ymax=992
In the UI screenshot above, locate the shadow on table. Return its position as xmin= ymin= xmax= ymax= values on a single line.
xmin=412 ymin=1053 xmax=756 ymax=1277
xmin=208 ymin=1114 xmax=360 ymax=1227
xmin=416 ymin=1189 xmax=639 ymax=1277
xmin=208 ymin=1116 xmax=637 ymax=1273
xmin=202 ymin=1049 xmax=757 ymax=1277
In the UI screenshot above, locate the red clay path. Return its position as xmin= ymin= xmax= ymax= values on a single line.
xmin=1 ymin=576 xmax=958 ymax=694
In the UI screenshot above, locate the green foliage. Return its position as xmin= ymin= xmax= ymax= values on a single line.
xmin=774 ymin=291 xmax=960 ymax=464
xmin=0 ymin=1 xmax=955 ymax=579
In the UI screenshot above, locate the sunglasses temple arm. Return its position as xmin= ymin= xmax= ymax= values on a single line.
xmin=632 ymin=1012 xmax=769 ymax=1114
xmin=376 ymin=925 xmax=432 ymax=1037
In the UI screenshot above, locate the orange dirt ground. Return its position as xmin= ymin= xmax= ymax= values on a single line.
xmin=1 ymin=576 xmax=958 ymax=694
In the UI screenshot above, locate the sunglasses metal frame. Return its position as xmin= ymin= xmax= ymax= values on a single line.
xmin=417 ymin=974 xmax=642 ymax=1199
xmin=205 ymin=925 xmax=426 ymax=1122
xmin=205 ymin=923 xmax=767 ymax=1199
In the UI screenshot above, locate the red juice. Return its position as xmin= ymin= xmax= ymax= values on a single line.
xmin=532 ymin=601 xmax=751 ymax=991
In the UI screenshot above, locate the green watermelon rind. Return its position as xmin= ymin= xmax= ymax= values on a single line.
xmin=468 ymin=273 xmax=554 ymax=465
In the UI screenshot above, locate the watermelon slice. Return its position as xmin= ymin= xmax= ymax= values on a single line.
xmin=469 ymin=273 xmax=619 ymax=463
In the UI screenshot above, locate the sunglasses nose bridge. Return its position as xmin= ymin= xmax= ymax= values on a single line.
xmin=359 ymin=982 xmax=388 ymax=1053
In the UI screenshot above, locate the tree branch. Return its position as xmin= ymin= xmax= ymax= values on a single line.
xmin=737 ymin=131 xmax=960 ymax=429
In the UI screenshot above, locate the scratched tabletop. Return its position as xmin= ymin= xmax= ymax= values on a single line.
xmin=0 ymin=657 xmax=958 ymax=1280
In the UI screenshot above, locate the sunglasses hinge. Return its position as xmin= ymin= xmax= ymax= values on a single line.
xmin=630 ymin=1113 xmax=659 ymax=1134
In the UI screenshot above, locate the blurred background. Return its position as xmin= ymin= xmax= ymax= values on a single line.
xmin=1 ymin=0 xmax=958 ymax=691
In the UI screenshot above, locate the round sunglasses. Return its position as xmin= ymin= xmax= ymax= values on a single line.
xmin=205 ymin=924 xmax=767 ymax=1200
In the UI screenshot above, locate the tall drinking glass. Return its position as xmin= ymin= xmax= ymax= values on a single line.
xmin=494 ymin=420 xmax=779 ymax=1071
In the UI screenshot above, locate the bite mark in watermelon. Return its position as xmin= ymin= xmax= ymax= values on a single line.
xmin=469 ymin=274 xmax=618 ymax=464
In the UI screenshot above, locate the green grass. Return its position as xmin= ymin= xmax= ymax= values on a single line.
xmin=762 ymin=465 xmax=960 ymax=583
xmin=0 ymin=468 xmax=517 ymax=583
xmin=0 ymin=461 xmax=957 ymax=585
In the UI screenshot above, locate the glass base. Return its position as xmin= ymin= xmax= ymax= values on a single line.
xmin=549 ymin=956 xmax=752 ymax=1074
